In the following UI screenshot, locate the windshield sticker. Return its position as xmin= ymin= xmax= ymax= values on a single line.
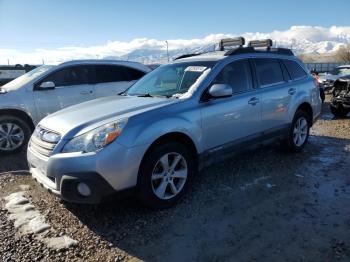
xmin=185 ymin=66 xmax=207 ymax=72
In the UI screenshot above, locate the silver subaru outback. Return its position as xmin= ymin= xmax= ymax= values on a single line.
xmin=27 ymin=38 xmax=321 ymax=208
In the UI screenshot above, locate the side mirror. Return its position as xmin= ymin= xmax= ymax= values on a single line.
xmin=208 ymin=84 xmax=232 ymax=98
xmin=39 ymin=81 xmax=55 ymax=90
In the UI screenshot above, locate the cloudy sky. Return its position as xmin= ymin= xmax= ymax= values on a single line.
xmin=0 ymin=0 xmax=349 ymax=64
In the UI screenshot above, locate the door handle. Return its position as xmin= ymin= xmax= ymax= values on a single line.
xmin=288 ymin=88 xmax=296 ymax=95
xmin=248 ymin=97 xmax=259 ymax=105
xmin=80 ymin=90 xmax=92 ymax=95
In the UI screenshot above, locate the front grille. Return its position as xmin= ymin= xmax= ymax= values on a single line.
xmin=30 ymin=127 xmax=60 ymax=157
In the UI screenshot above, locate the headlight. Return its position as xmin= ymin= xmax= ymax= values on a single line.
xmin=34 ymin=126 xmax=61 ymax=143
xmin=62 ymin=119 xmax=128 ymax=153
xmin=42 ymin=131 xmax=61 ymax=143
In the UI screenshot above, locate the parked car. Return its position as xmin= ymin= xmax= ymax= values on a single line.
xmin=320 ymin=65 xmax=350 ymax=91
xmin=330 ymin=77 xmax=350 ymax=117
xmin=0 ymin=60 xmax=151 ymax=153
xmin=27 ymin=38 xmax=321 ymax=208
xmin=0 ymin=64 xmax=37 ymax=86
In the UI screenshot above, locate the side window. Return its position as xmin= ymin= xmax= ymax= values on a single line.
xmin=41 ymin=66 xmax=91 ymax=87
xmin=283 ymin=60 xmax=307 ymax=80
xmin=95 ymin=65 xmax=129 ymax=83
xmin=126 ymin=67 xmax=146 ymax=80
xmin=212 ymin=59 xmax=252 ymax=94
xmin=255 ymin=58 xmax=284 ymax=87
xmin=279 ymin=60 xmax=291 ymax=81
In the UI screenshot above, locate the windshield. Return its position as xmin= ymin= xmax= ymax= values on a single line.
xmin=2 ymin=65 xmax=54 ymax=90
xmin=126 ymin=61 xmax=215 ymax=98
xmin=330 ymin=67 xmax=350 ymax=76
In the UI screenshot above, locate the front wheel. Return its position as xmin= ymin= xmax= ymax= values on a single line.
xmin=138 ymin=142 xmax=195 ymax=209
xmin=0 ymin=115 xmax=31 ymax=154
xmin=285 ymin=110 xmax=310 ymax=152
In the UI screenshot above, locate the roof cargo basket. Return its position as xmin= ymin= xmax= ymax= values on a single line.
xmin=219 ymin=37 xmax=245 ymax=51
xmin=225 ymin=38 xmax=294 ymax=56
xmin=248 ymin=39 xmax=273 ymax=48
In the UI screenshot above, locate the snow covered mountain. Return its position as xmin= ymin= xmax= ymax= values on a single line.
xmin=1 ymin=26 xmax=349 ymax=65
xmin=104 ymin=26 xmax=350 ymax=64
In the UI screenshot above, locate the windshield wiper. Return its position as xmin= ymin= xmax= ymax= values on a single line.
xmin=137 ymin=93 xmax=154 ymax=97
xmin=117 ymin=91 xmax=127 ymax=96
xmin=136 ymin=93 xmax=173 ymax=98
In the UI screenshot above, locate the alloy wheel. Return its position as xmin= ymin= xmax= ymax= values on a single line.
xmin=0 ymin=123 xmax=25 ymax=151
xmin=293 ymin=117 xmax=308 ymax=147
xmin=151 ymin=152 xmax=188 ymax=200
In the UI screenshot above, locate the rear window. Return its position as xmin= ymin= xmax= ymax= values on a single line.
xmin=283 ymin=60 xmax=307 ymax=80
xmin=94 ymin=65 xmax=129 ymax=83
xmin=254 ymin=58 xmax=284 ymax=86
xmin=126 ymin=67 xmax=146 ymax=80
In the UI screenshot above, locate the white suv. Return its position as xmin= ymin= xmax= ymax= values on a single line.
xmin=0 ymin=60 xmax=150 ymax=153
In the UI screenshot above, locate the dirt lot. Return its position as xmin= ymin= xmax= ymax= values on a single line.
xmin=1 ymin=97 xmax=350 ymax=262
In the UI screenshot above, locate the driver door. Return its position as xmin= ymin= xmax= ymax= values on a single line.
xmin=33 ymin=65 xmax=95 ymax=120
xmin=200 ymin=59 xmax=262 ymax=152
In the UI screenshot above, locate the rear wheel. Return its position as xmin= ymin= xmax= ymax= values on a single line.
xmin=138 ymin=141 xmax=195 ymax=209
xmin=0 ymin=115 xmax=31 ymax=154
xmin=330 ymin=104 xmax=349 ymax=117
xmin=286 ymin=110 xmax=310 ymax=152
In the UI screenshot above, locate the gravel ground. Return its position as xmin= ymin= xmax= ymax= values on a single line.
xmin=1 ymin=96 xmax=350 ymax=262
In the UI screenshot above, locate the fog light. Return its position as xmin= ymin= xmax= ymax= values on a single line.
xmin=77 ymin=182 xmax=91 ymax=197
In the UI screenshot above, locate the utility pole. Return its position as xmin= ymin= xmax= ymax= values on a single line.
xmin=165 ymin=41 xmax=169 ymax=62
xmin=7 ymin=59 xmax=9 ymax=65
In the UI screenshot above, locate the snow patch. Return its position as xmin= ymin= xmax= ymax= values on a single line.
xmin=19 ymin=184 xmax=31 ymax=191
xmin=240 ymin=176 xmax=273 ymax=191
xmin=44 ymin=236 xmax=78 ymax=250
xmin=3 ymin=188 xmax=78 ymax=250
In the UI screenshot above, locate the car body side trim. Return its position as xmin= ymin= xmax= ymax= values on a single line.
xmin=199 ymin=123 xmax=289 ymax=169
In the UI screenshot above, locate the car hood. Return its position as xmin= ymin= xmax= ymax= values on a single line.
xmin=322 ymin=74 xmax=339 ymax=81
xmin=39 ymin=95 xmax=177 ymax=138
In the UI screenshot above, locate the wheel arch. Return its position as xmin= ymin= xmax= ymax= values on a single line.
xmin=0 ymin=109 xmax=35 ymax=131
xmin=137 ymin=132 xmax=198 ymax=186
xmin=295 ymin=102 xmax=313 ymax=126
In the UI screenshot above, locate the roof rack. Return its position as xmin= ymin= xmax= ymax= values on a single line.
xmin=174 ymin=53 xmax=201 ymax=60
xmin=174 ymin=37 xmax=245 ymax=61
xmin=225 ymin=38 xmax=294 ymax=56
xmin=174 ymin=38 xmax=294 ymax=61
xmin=225 ymin=47 xmax=294 ymax=56
xmin=248 ymin=39 xmax=273 ymax=48
xmin=219 ymin=37 xmax=245 ymax=51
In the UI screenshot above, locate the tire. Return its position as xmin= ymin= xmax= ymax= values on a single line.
xmin=330 ymin=105 xmax=349 ymax=117
xmin=285 ymin=110 xmax=311 ymax=152
xmin=138 ymin=141 xmax=195 ymax=209
xmin=0 ymin=115 xmax=31 ymax=154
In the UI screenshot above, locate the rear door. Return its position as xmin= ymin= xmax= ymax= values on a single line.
xmin=201 ymin=59 xmax=262 ymax=151
xmin=254 ymin=58 xmax=292 ymax=134
xmin=33 ymin=65 xmax=95 ymax=120
xmin=93 ymin=65 xmax=146 ymax=98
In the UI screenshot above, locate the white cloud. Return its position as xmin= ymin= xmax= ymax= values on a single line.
xmin=1 ymin=25 xmax=349 ymax=65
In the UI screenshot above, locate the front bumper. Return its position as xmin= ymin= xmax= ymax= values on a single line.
xmin=27 ymin=141 xmax=149 ymax=204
